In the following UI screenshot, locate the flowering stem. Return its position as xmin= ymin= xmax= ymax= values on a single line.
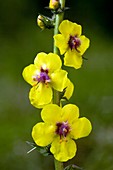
xmin=53 ymin=0 xmax=66 ymax=54
xmin=53 ymin=89 xmax=60 ymax=106
xmin=53 ymin=0 xmax=66 ymax=170
xmin=54 ymin=159 xmax=64 ymax=170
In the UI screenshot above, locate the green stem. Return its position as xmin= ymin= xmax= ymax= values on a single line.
xmin=53 ymin=0 xmax=66 ymax=54
xmin=54 ymin=159 xmax=64 ymax=170
xmin=53 ymin=0 xmax=66 ymax=170
xmin=53 ymin=89 xmax=60 ymax=106
xmin=53 ymin=14 xmax=61 ymax=54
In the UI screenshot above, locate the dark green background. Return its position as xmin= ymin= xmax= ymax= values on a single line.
xmin=0 ymin=0 xmax=113 ymax=170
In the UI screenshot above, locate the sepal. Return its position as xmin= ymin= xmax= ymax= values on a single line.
xmin=59 ymin=87 xmax=67 ymax=100
xmin=26 ymin=141 xmax=52 ymax=156
xmin=64 ymin=164 xmax=83 ymax=170
xmin=51 ymin=6 xmax=69 ymax=14
xmin=46 ymin=3 xmax=69 ymax=14
xmin=82 ymin=56 xmax=88 ymax=60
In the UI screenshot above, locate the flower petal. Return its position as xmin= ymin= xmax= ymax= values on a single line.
xmin=59 ymin=20 xmax=82 ymax=36
xmin=61 ymin=104 xmax=79 ymax=123
xmin=34 ymin=52 xmax=62 ymax=73
xmin=34 ymin=52 xmax=48 ymax=69
xmin=71 ymin=117 xmax=92 ymax=140
xmin=63 ymin=79 xmax=74 ymax=100
xmin=78 ymin=35 xmax=90 ymax=55
xmin=50 ymin=137 xmax=77 ymax=162
xmin=32 ymin=122 xmax=55 ymax=146
xmin=51 ymin=70 xmax=68 ymax=91
xmin=47 ymin=53 xmax=62 ymax=73
xmin=29 ymin=83 xmax=52 ymax=108
xmin=72 ymin=23 xmax=82 ymax=36
xmin=41 ymin=104 xmax=62 ymax=123
xmin=22 ymin=64 xmax=38 ymax=86
xmin=64 ymin=49 xmax=82 ymax=69
xmin=54 ymin=34 xmax=68 ymax=55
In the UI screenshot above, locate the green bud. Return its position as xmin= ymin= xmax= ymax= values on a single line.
xmin=37 ymin=14 xmax=54 ymax=30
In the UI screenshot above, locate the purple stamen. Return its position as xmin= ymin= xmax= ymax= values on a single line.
xmin=68 ymin=35 xmax=81 ymax=51
xmin=56 ymin=121 xmax=70 ymax=139
xmin=37 ymin=72 xmax=50 ymax=83
xmin=33 ymin=67 xmax=50 ymax=84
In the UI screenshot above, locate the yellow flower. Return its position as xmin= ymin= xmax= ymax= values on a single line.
xmin=22 ymin=52 xmax=67 ymax=108
xmin=54 ymin=20 xmax=90 ymax=69
xmin=32 ymin=104 xmax=92 ymax=162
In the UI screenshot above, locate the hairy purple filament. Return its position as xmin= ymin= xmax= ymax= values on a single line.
xmin=33 ymin=67 xmax=50 ymax=84
xmin=68 ymin=35 xmax=81 ymax=51
xmin=56 ymin=121 xmax=70 ymax=139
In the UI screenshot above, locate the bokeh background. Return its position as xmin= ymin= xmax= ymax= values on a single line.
xmin=0 ymin=0 xmax=113 ymax=169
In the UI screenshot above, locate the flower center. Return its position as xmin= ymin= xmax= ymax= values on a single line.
xmin=56 ymin=121 xmax=70 ymax=139
xmin=68 ymin=35 xmax=81 ymax=51
xmin=33 ymin=67 xmax=51 ymax=84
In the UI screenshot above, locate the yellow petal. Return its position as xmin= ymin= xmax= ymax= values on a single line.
xmin=59 ymin=20 xmax=82 ymax=37
xmin=54 ymin=34 xmax=68 ymax=55
xmin=78 ymin=35 xmax=90 ymax=55
xmin=50 ymin=137 xmax=77 ymax=162
xmin=34 ymin=52 xmax=48 ymax=69
xmin=47 ymin=53 xmax=62 ymax=73
xmin=29 ymin=83 xmax=52 ymax=108
xmin=34 ymin=52 xmax=62 ymax=73
xmin=71 ymin=117 xmax=92 ymax=140
xmin=32 ymin=122 xmax=55 ymax=146
xmin=63 ymin=79 xmax=74 ymax=100
xmin=50 ymin=70 xmax=68 ymax=91
xmin=64 ymin=49 xmax=82 ymax=69
xmin=41 ymin=104 xmax=62 ymax=123
xmin=61 ymin=104 xmax=79 ymax=123
xmin=22 ymin=64 xmax=38 ymax=86
xmin=72 ymin=22 xmax=82 ymax=36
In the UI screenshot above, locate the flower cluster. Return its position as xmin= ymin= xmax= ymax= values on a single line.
xmin=22 ymin=0 xmax=92 ymax=164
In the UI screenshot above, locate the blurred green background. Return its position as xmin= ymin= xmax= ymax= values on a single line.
xmin=0 ymin=0 xmax=113 ymax=169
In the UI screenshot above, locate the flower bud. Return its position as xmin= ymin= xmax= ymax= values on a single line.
xmin=37 ymin=15 xmax=54 ymax=30
xmin=49 ymin=0 xmax=60 ymax=10
xmin=37 ymin=15 xmax=45 ymax=30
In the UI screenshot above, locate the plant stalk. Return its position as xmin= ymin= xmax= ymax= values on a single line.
xmin=53 ymin=0 xmax=66 ymax=54
xmin=54 ymin=159 xmax=64 ymax=170
xmin=53 ymin=0 xmax=66 ymax=170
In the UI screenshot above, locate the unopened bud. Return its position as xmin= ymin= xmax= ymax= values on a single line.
xmin=37 ymin=15 xmax=45 ymax=30
xmin=49 ymin=0 xmax=60 ymax=10
xmin=37 ymin=15 xmax=54 ymax=30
